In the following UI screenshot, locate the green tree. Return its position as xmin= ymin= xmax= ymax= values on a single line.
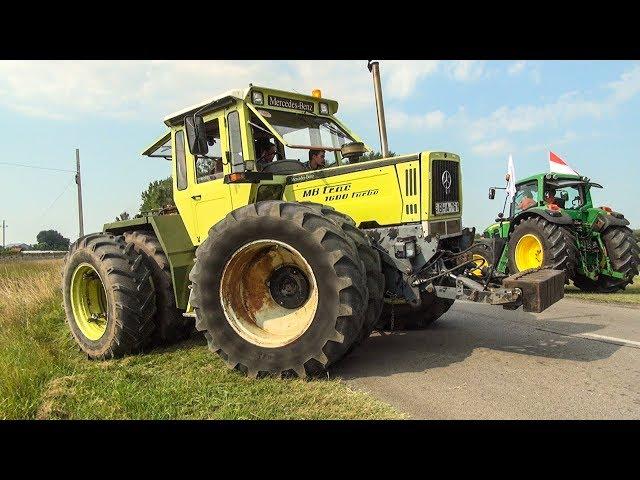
xmin=115 ymin=211 xmax=130 ymax=221
xmin=140 ymin=177 xmax=174 ymax=213
xmin=360 ymin=151 xmax=397 ymax=161
xmin=35 ymin=230 xmax=70 ymax=251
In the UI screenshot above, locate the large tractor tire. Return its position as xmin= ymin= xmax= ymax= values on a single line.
xmin=123 ymin=231 xmax=193 ymax=345
xmin=62 ymin=233 xmax=156 ymax=360
xmin=379 ymin=293 xmax=455 ymax=330
xmin=301 ymin=202 xmax=385 ymax=343
xmin=467 ymin=241 xmax=495 ymax=278
xmin=571 ymin=274 xmax=600 ymax=292
xmin=189 ymin=201 xmax=369 ymax=378
xmin=595 ymin=226 xmax=640 ymax=292
xmin=507 ymin=216 xmax=578 ymax=281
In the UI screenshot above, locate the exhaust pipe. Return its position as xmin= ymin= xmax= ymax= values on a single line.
xmin=368 ymin=60 xmax=390 ymax=158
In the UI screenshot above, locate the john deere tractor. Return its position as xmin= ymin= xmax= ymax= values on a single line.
xmin=62 ymin=78 xmax=566 ymax=378
xmin=470 ymin=172 xmax=639 ymax=293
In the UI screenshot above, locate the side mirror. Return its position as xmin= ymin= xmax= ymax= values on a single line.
xmin=184 ymin=115 xmax=208 ymax=156
xmin=488 ymin=188 xmax=496 ymax=200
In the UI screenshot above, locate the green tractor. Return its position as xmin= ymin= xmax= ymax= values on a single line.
xmin=470 ymin=172 xmax=639 ymax=293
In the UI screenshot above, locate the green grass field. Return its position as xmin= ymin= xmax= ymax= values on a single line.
xmin=565 ymin=276 xmax=640 ymax=305
xmin=0 ymin=259 xmax=402 ymax=420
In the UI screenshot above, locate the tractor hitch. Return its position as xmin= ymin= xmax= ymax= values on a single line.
xmin=419 ymin=267 xmax=565 ymax=313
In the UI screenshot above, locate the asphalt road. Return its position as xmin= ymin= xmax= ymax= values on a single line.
xmin=333 ymin=298 xmax=640 ymax=419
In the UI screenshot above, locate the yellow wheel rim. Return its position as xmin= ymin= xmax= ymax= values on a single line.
xmin=70 ymin=263 xmax=108 ymax=341
xmin=514 ymin=234 xmax=544 ymax=271
xmin=220 ymin=240 xmax=318 ymax=348
xmin=470 ymin=253 xmax=489 ymax=276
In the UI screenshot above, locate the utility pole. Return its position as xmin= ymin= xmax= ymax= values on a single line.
xmin=2 ymin=220 xmax=6 ymax=248
xmin=75 ymin=149 xmax=84 ymax=238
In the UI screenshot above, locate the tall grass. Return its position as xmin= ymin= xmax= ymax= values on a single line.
xmin=0 ymin=258 xmax=402 ymax=420
xmin=0 ymin=259 xmax=63 ymax=326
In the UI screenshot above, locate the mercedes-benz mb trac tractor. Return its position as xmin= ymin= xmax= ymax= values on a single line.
xmin=61 ymin=85 xmax=565 ymax=378
xmin=470 ymin=172 xmax=639 ymax=293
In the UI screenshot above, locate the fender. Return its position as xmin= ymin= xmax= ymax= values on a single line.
xmin=510 ymin=207 xmax=573 ymax=233
xmin=591 ymin=211 xmax=630 ymax=232
xmin=103 ymin=214 xmax=196 ymax=309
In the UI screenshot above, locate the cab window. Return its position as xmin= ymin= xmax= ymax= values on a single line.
xmin=194 ymin=118 xmax=224 ymax=183
xmin=227 ymin=111 xmax=244 ymax=173
xmin=175 ymin=130 xmax=187 ymax=190
xmin=512 ymin=181 xmax=539 ymax=216
xmin=549 ymin=184 xmax=584 ymax=209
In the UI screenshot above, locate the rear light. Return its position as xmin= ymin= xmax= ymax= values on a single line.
xmin=547 ymin=203 xmax=561 ymax=211
xmin=600 ymin=206 xmax=612 ymax=213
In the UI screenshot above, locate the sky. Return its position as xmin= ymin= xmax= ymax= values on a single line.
xmin=0 ymin=60 xmax=638 ymax=245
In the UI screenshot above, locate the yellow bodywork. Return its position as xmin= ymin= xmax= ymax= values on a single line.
xmin=159 ymin=86 xmax=463 ymax=245
xmin=284 ymin=152 xmax=461 ymax=228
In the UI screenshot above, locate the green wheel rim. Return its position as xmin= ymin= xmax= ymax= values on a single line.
xmin=70 ymin=263 xmax=108 ymax=341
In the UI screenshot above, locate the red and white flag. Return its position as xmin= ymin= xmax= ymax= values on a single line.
xmin=549 ymin=151 xmax=579 ymax=175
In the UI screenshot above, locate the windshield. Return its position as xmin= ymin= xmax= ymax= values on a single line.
xmin=254 ymin=108 xmax=356 ymax=165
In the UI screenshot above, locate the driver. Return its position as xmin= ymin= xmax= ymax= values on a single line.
xmin=255 ymin=139 xmax=277 ymax=171
xmin=544 ymin=187 xmax=565 ymax=208
xmin=303 ymin=149 xmax=326 ymax=170
xmin=518 ymin=186 xmax=537 ymax=211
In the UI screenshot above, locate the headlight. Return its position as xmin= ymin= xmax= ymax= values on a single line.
xmin=252 ymin=91 xmax=264 ymax=105
xmin=319 ymin=102 xmax=329 ymax=115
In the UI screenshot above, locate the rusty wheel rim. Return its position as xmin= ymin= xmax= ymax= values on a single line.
xmin=219 ymin=240 xmax=318 ymax=348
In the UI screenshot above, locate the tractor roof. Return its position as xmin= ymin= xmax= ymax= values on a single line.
xmin=516 ymin=172 xmax=583 ymax=185
xmin=162 ymin=85 xmax=340 ymax=127
xmin=163 ymin=87 xmax=248 ymax=126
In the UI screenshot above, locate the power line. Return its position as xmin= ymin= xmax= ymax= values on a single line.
xmin=0 ymin=161 xmax=76 ymax=173
xmin=35 ymin=178 xmax=77 ymax=223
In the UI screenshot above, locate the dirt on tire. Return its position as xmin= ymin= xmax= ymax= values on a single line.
xmin=189 ymin=200 xmax=369 ymax=378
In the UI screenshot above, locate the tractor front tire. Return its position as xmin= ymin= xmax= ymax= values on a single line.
xmin=507 ymin=216 xmax=578 ymax=281
xmin=123 ymin=230 xmax=193 ymax=345
xmin=189 ymin=201 xmax=369 ymax=378
xmin=62 ymin=233 xmax=156 ymax=360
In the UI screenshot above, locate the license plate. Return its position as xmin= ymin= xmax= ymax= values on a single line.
xmin=435 ymin=201 xmax=459 ymax=214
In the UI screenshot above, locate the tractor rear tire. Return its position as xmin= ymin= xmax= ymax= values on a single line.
xmin=507 ymin=216 xmax=578 ymax=281
xmin=379 ymin=293 xmax=455 ymax=330
xmin=62 ymin=233 xmax=156 ymax=360
xmin=301 ymin=202 xmax=385 ymax=343
xmin=595 ymin=226 xmax=640 ymax=292
xmin=189 ymin=201 xmax=369 ymax=378
xmin=572 ymin=274 xmax=600 ymax=292
xmin=123 ymin=230 xmax=193 ymax=345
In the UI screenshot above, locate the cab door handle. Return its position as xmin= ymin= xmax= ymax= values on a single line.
xmin=191 ymin=195 xmax=201 ymax=200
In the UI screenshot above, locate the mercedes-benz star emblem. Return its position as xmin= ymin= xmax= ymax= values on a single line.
xmin=441 ymin=170 xmax=452 ymax=194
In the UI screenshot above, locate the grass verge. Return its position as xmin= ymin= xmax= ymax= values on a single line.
xmin=0 ymin=258 xmax=402 ymax=420
xmin=564 ymin=276 xmax=640 ymax=305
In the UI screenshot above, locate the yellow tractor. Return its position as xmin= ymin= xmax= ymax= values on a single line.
xmin=62 ymin=62 xmax=565 ymax=378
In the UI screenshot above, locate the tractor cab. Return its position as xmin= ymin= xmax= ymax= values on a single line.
xmin=510 ymin=173 xmax=603 ymax=220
